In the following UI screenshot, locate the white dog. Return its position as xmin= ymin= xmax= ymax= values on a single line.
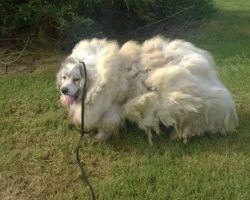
xmin=57 ymin=36 xmax=238 ymax=144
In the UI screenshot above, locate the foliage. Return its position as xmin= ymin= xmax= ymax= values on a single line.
xmin=0 ymin=0 xmax=214 ymax=46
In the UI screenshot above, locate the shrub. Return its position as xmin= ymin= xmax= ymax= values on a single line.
xmin=0 ymin=0 xmax=215 ymax=47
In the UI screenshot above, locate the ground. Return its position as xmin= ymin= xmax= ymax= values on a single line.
xmin=0 ymin=0 xmax=250 ymax=199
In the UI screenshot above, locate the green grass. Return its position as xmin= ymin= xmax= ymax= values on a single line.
xmin=1 ymin=0 xmax=250 ymax=199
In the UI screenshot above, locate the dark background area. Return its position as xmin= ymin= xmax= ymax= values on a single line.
xmin=0 ymin=0 xmax=215 ymax=50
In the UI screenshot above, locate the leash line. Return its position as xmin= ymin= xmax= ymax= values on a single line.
xmin=75 ymin=61 xmax=96 ymax=200
xmin=76 ymin=136 xmax=96 ymax=199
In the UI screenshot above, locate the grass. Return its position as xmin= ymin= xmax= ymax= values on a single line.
xmin=1 ymin=0 xmax=250 ymax=199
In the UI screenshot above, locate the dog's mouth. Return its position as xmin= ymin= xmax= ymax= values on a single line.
xmin=64 ymin=95 xmax=75 ymax=106
xmin=63 ymin=90 xmax=80 ymax=106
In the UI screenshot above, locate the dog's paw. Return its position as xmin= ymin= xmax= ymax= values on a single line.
xmin=94 ymin=131 xmax=112 ymax=142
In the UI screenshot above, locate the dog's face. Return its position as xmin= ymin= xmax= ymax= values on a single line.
xmin=57 ymin=57 xmax=85 ymax=106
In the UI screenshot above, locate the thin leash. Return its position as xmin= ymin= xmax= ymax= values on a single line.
xmin=75 ymin=61 xmax=96 ymax=200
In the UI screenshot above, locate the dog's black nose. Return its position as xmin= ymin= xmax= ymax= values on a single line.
xmin=61 ymin=87 xmax=68 ymax=94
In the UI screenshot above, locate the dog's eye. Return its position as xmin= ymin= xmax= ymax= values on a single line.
xmin=73 ymin=78 xmax=80 ymax=82
xmin=62 ymin=76 xmax=66 ymax=80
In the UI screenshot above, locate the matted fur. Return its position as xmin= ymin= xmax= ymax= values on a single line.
xmin=57 ymin=36 xmax=238 ymax=143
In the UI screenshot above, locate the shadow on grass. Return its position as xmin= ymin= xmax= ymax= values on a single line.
xmin=102 ymin=110 xmax=249 ymax=158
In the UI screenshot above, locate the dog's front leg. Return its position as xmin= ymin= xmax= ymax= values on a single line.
xmin=146 ymin=128 xmax=153 ymax=146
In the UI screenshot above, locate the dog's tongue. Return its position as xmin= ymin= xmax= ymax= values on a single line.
xmin=65 ymin=96 xmax=75 ymax=106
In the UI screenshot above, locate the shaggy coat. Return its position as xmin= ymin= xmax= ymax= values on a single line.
xmin=57 ymin=36 xmax=238 ymax=143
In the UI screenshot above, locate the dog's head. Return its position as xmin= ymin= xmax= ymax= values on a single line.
xmin=57 ymin=56 xmax=86 ymax=106
xmin=57 ymin=38 xmax=119 ymax=107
